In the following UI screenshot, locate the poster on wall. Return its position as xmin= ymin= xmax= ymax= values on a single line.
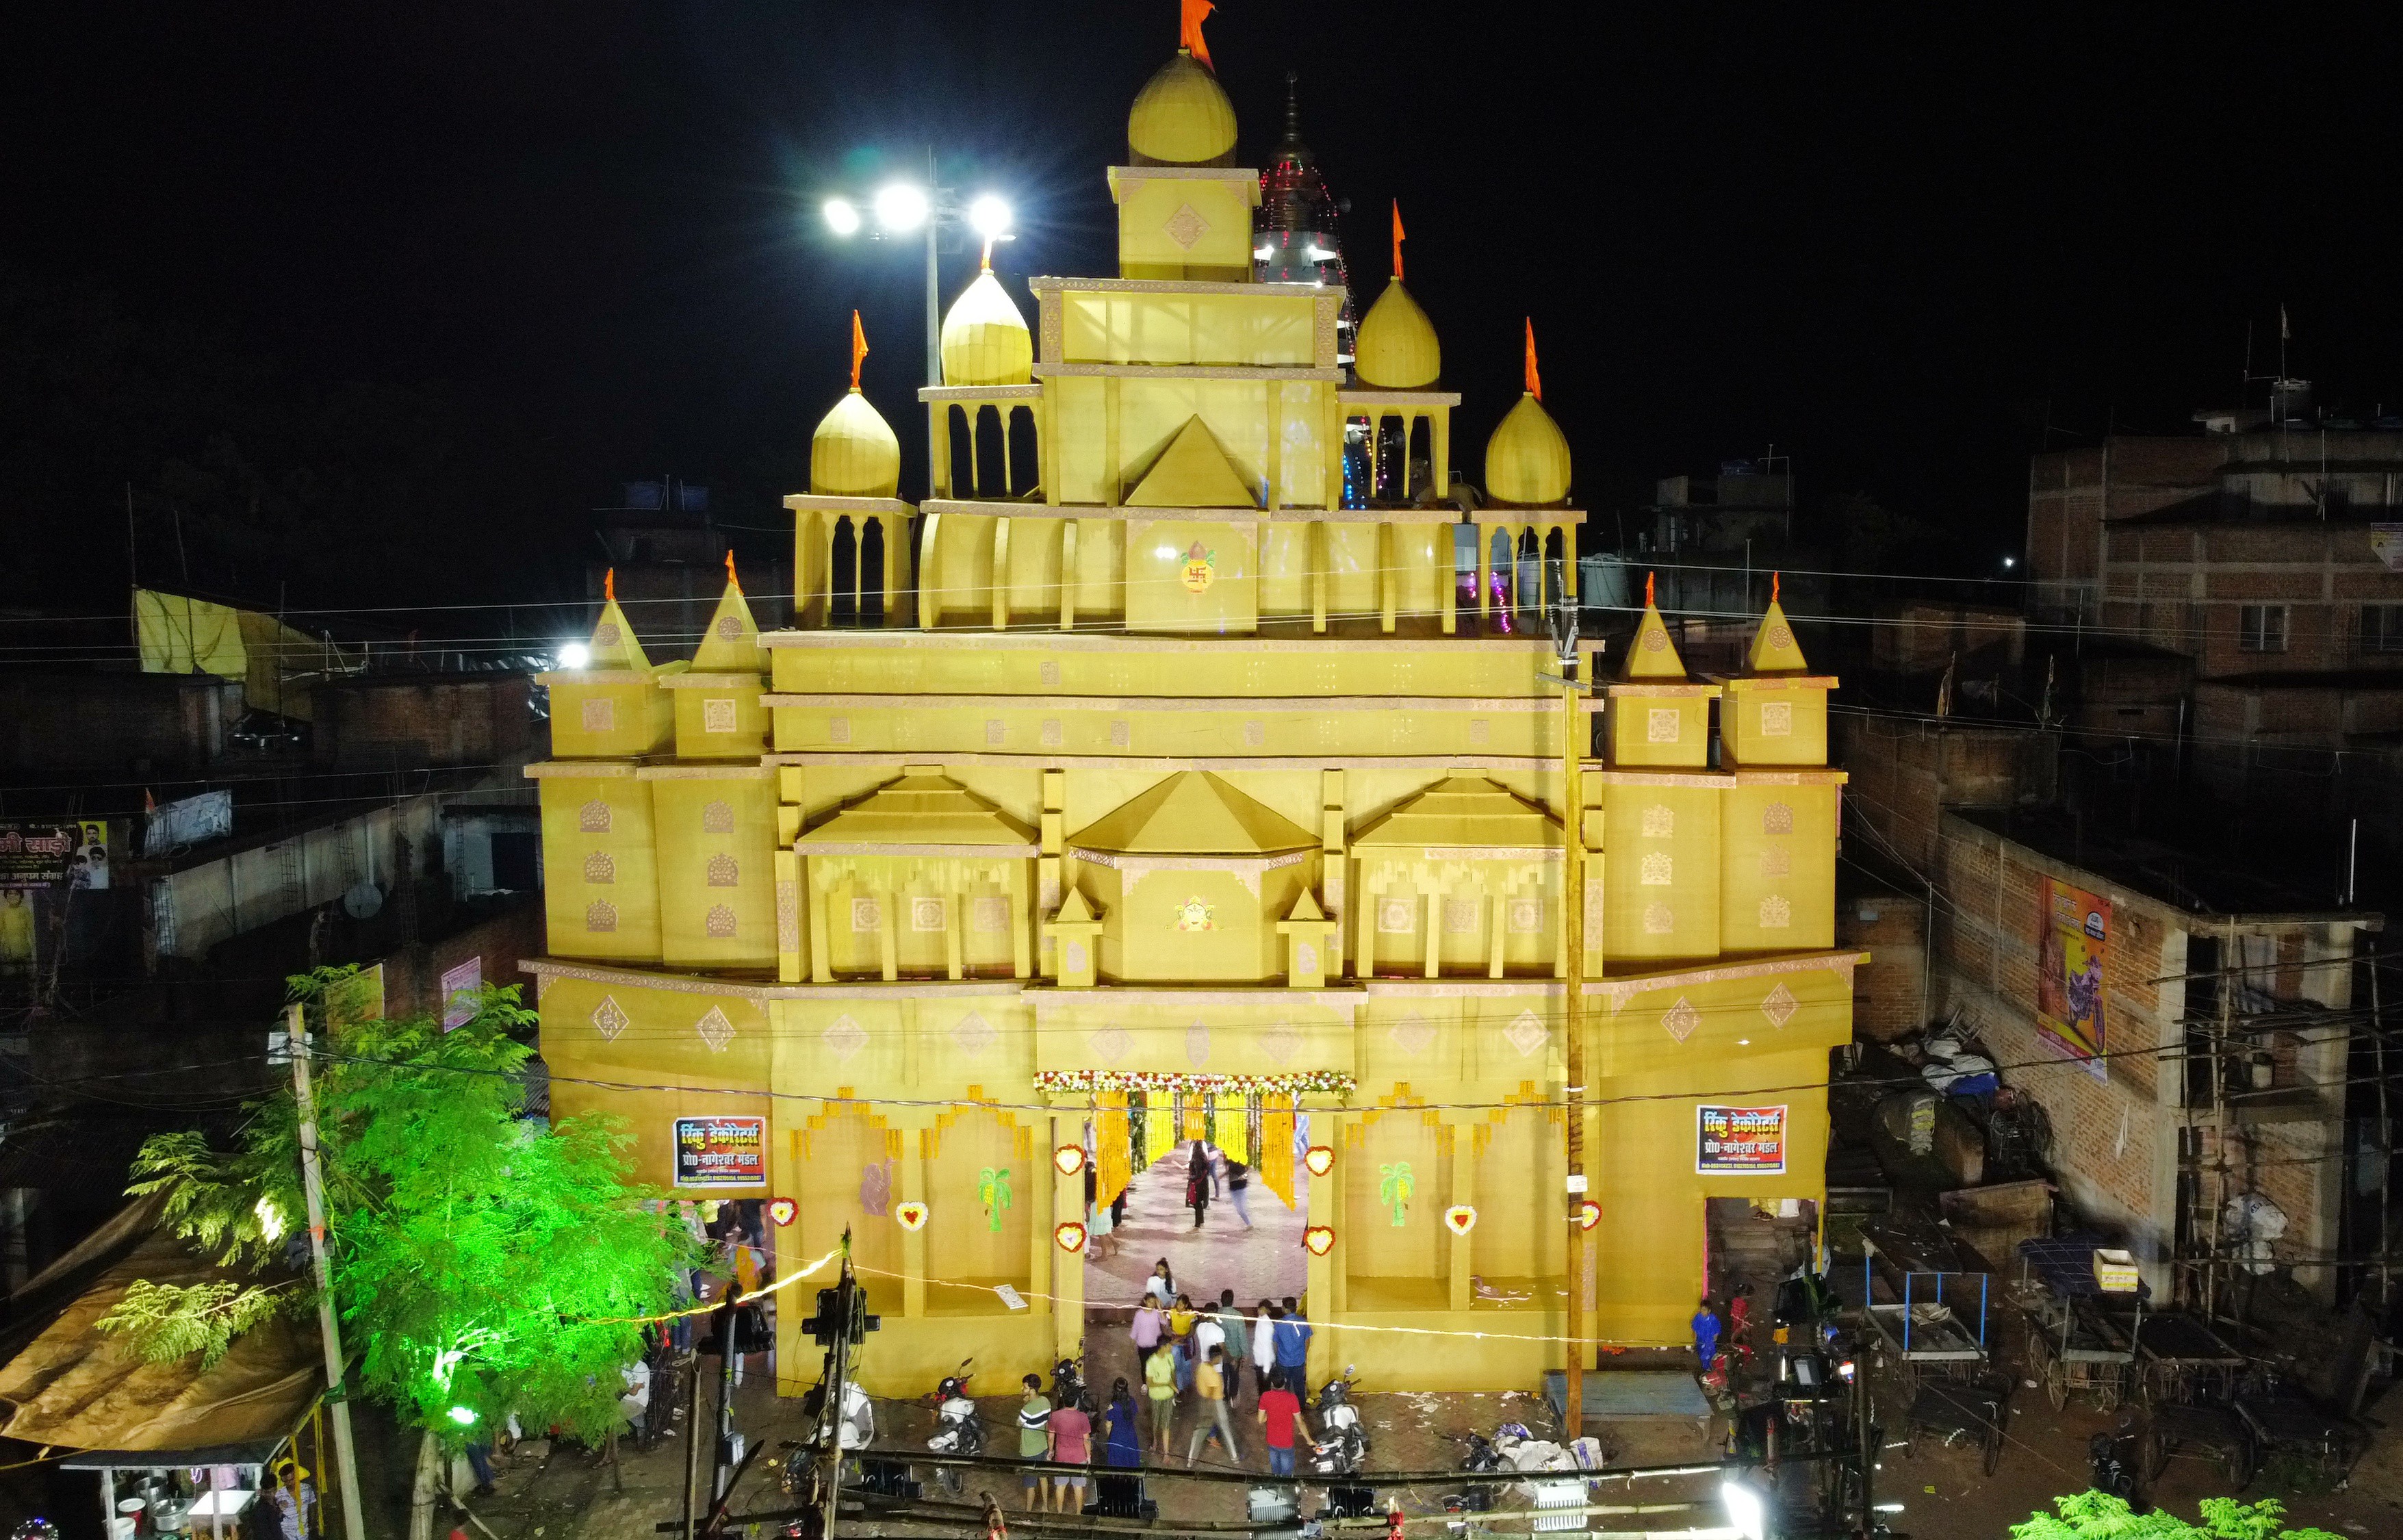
xmin=0 ymin=821 xmax=112 ymax=971
xmin=2035 ymin=878 xmax=2109 ymax=1083
xmin=673 ymin=1115 xmax=769 ymax=1188
xmin=323 ymin=964 xmax=385 ymax=1029
xmin=439 ymin=958 xmax=483 ymax=1030
xmin=1697 ymin=1104 xmax=1787 ymax=1175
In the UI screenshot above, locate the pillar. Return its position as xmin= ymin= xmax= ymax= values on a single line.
xmin=901 ymin=1131 xmax=929 ymax=1319
xmin=1308 ymin=1109 xmax=1341 ymax=1384
xmin=1027 ymin=1116 xmax=1054 ymax=1323
xmin=991 ymin=517 xmax=1012 ymax=632
xmin=1447 ymin=1119 xmax=1474 ymax=1313
xmin=1052 ymin=1112 xmax=1086 ymax=1362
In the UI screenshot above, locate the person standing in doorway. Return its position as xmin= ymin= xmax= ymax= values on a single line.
xmin=1143 ymin=1331 xmax=1179 ymax=1456
xmin=1185 ymin=1345 xmax=1240 ymax=1468
xmin=1211 ymin=1291 xmax=1250 ymax=1412
xmin=1185 ymin=1140 xmax=1212 ymax=1229
xmin=1016 ymin=1373 xmax=1053 ymax=1510
xmin=1255 ymin=1369 xmax=1311 ymax=1479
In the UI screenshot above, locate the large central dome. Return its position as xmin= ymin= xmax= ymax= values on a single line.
xmin=1128 ymin=48 xmax=1237 ymax=166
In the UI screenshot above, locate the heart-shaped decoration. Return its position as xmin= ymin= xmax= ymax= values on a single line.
xmin=1578 ymin=1201 xmax=1602 ymax=1232
xmin=768 ymin=1198 xmax=797 ymax=1228
xmin=1053 ymin=1144 xmax=1087 ymax=1177
xmin=1302 ymin=1225 xmax=1337 ymax=1256
xmin=1443 ymin=1205 xmax=1478 ymax=1236
xmin=894 ymin=1201 xmax=929 ymax=1231
xmin=1304 ymin=1145 xmax=1335 ymax=1177
xmin=1054 ymin=1222 xmax=1088 ymax=1254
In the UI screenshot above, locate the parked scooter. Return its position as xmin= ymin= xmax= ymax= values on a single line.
xmin=2089 ymin=1415 xmax=2143 ymax=1508
xmin=926 ymin=1364 xmax=984 ymax=1496
xmin=1312 ymin=1367 xmax=1376 ymax=1517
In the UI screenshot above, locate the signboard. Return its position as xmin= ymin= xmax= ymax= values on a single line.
xmin=2371 ymin=524 xmax=2403 ymax=573
xmin=322 ymin=964 xmax=386 ymax=1029
xmin=673 ymin=1116 xmax=768 ymax=1188
xmin=1697 ymin=1104 xmax=1788 ymax=1175
xmin=439 ymin=958 xmax=484 ymax=1031
xmin=2035 ymin=878 xmax=2109 ymax=1082
xmin=0 ymin=821 xmax=112 ymax=970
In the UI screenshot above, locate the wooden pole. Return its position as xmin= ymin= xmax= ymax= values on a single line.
xmin=290 ymin=1004 xmax=368 ymax=1540
xmin=1558 ymin=629 xmax=1589 ymax=1436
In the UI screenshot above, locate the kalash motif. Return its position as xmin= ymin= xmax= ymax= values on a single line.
xmin=522 ymin=0 xmax=1853 ymax=1396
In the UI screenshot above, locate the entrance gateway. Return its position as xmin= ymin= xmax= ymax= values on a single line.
xmin=520 ymin=3 xmax=1862 ymax=1397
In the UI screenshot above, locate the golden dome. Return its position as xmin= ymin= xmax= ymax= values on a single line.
xmin=1484 ymin=392 xmax=1572 ymax=506
xmin=810 ymin=390 xmax=901 ymax=498
xmin=1128 ymin=49 xmax=1237 ymax=166
xmin=1353 ymin=279 xmax=1441 ymax=389
xmin=940 ymin=268 xmax=1033 ymax=387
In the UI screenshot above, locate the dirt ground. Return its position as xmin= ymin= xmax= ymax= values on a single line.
xmin=448 ymin=1342 xmax=2403 ymax=1540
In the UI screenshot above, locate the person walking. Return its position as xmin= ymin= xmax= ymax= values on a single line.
xmin=1144 ymin=1258 xmax=1177 ymax=1308
xmin=1142 ymin=1331 xmax=1178 ymax=1456
xmin=1255 ymin=1369 xmax=1312 ymax=1479
xmin=1016 ymin=1373 xmax=1053 ymax=1510
xmin=1184 ymin=1140 xmax=1212 ymax=1229
xmin=1224 ymin=1157 xmax=1255 ymax=1229
xmin=1046 ymin=1391 xmax=1093 ymax=1514
xmin=1251 ymin=1298 xmax=1276 ymax=1402
xmin=1131 ymin=1297 xmax=1166 ymax=1370
xmin=1185 ymin=1346 xmax=1240 ymax=1468
xmin=1211 ymin=1291 xmax=1250 ymax=1412
xmin=1192 ymin=1301 xmax=1226 ymax=1374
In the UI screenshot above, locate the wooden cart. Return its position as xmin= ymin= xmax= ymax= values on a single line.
xmin=1858 ymin=1237 xmax=1992 ymax=1400
xmin=2016 ymin=1236 xmax=2143 ymax=1413
xmin=2124 ymin=1307 xmax=2249 ymax=1410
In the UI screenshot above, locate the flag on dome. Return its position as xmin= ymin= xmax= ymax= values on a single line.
xmin=1391 ymin=200 xmax=1405 ymax=281
xmin=1524 ymin=318 xmax=1542 ymax=402
xmin=849 ymin=309 xmax=869 ymax=390
xmin=1181 ymin=0 xmax=1214 ymax=70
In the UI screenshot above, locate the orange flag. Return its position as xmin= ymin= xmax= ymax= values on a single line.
xmin=725 ymin=550 xmax=740 ymax=589
xmin=1524 ymin=318 xmax=1542 ymax=401
xmin=1645 ymin=571 xmax=1656 ymax=608
xmin=1771 ymin=571 xmax=1781 ymax=602
xmin=1391 ymin=200 xmax=1405 ymax=281
xmin=604 ymin=567 xmax=615 ymax=603
xmin=1181 ymin=0 xmax=1215 ymax=69
xmin=849 ymin=309 xmax=869 ymax=390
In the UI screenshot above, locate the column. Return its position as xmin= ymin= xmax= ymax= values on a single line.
xmin=901 ymin=1130 xmax=929 ymax=1319
xmin=1447 ymin=1119 xmax=1474 ymax=1313
xmin=1308 ymin=1109 xmax=1341 ymax=1382
xmin=991 ymin=517 xmax=1012 ymax=632
xmin=1027 ymin=1116 xmax=1055 ymax=1324
xmin=1265 ymin=380 xmax=1284 ymax=509
xmin=1053 ymin=1112 xmax=1086 ymax=1363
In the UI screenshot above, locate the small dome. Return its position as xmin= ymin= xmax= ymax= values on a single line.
xmin=810 ymin=391 xmax=901 ymax=499
xmin=1129 ymin=49 xmax=1237 ymax=166
xmin=940 ymin=269 xmax=1033 ymax=387
xmin=1354 ymin=279 xmax=1441 ymax=389
xmin=1484 ymin=392 xmax=1572 ymax=506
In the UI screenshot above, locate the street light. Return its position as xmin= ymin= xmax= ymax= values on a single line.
xmin=820 ymin=149 xmax=1016 ymax=489
xmin=1721 ymin=1474 xmax=1771 ymax=1540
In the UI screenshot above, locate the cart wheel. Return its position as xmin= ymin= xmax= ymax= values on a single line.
xmin=2140 ymin=1423 xmax=2163 ymax=1485
xmin=2228 ymin=1433 xmax=2257 ymax=1492
xmin=2098 ymin=1380 xmax=2119 ymax=1415
xmin=2046 ymin=1362 xmax=2067 ymax=1413
xmin=1982 ymin=1423 xmax=2004 ymax=1476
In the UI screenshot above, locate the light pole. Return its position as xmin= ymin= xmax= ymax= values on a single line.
xmin=821 ymin=149 xmax=1015 ymax=490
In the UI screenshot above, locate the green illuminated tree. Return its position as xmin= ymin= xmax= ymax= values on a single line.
xmin=2010 ymin=1493 xmax=2342 ymax=1540
xmin=120 ymin=973 xmax=702 ymax=1540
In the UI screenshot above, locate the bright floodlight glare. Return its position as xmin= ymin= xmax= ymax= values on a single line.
xmin=558 ymin=641 xmax=591 ymax=669
xmin=822 ymin=197 xmax=862 ymax=236
xmin=448 ymin=1406 xmax=478 ymax=1427
xmin=2003 ymin=554 xmax=2018 ymax=568
xmin=968 ymin=194 xmax=1013 ymax=240
xmin=873 ymin=182 xmax=930 ymax=232
xmin=1721 ymin=1479 xmax=1767 ymax=1540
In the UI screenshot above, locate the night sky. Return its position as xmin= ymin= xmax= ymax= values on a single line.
xmin=9 ymin=3 xmax=2403 ymax=613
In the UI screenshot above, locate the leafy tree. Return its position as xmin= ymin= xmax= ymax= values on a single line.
xmin=2011 ymin=1492 xmax=2343 ymax=1540
xmin=118 ymin=972 xmax=701 ymax=1540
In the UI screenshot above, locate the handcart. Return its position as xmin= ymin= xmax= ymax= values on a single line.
xmin=2123 ymin=1307 xmax=2249 ymax=1409
xmin=2144 ymin=1402 xmax=2256 ymax=1489
xmin=2232 ymin=1387 xmax=2367 ymax=1483
xmin=1902 ymin=1374 xmax=2011 ymax=1476
xmin=2016 ymin=1235 xmax=2142 ymax=1413
xmin=1858 ymin=1236 xmax=1992 ymax=1400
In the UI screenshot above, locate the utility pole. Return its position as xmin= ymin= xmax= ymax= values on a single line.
xmin=287 ymin=1003 xmax=367 ymax=1540
xmin=1554 ymin=602 xmax=1589 ymax=1435
xmin=923 ymin=144 xmax=943 ymax=492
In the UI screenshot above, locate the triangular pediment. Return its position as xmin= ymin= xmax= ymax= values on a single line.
xmin=692 ymin=579 xmax=765 ymax=671
xmin=584 ymin=598 xmax=653 ymax=674
xmin=1122 ymin=416 xmax=1261 ymax=509
xmin=1068 ymin=771 xmax=1315 ymax=856
xmin=1053 ymin=887 xmax=1100 ymax=925
xmin=1744 ymin=595 xmax=1810 ymax=674
xmin=1621 ymin=602 xmax=1690 ymax=681
xmin=799 ymin=767 xmax=1036 ymax=847
xmin=1353 ymin=775 xmax=1563 ymax=852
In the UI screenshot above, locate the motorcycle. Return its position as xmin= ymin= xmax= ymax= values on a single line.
xmin=1311 ymin=1367 xmax=1376 ymax=1517
xmin=1049 ymin=1352 xmax=1086 ymax=1417
xmin=926 ymin=1365 xmax=985 ymax=1496
xmin=1430 ymin=1432 xmax=1509 ymax=1535
xmin=2089 ymin=1415 xmax=2142 ymax=1509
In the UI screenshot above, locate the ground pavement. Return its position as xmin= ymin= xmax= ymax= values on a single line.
xmin=1083 ymin=1144 xmax=1306 ymax=1311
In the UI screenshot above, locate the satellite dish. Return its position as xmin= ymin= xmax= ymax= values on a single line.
xmin=342 ymin=882 xmax=385 ymax=921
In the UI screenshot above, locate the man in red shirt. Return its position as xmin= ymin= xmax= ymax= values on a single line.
xmin=1046 ymin=1392 xmax=1094 ymax=1513
xmin=1254 ymin=1368 xmax=1313 ymax=1478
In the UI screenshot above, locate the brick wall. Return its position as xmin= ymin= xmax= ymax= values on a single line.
xmin=1838 ymin=887 xmax=1926 ymax=1042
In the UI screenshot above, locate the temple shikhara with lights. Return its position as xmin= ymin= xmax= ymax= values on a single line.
xmin=527 ymin=11 xmax=1860 ymax=1392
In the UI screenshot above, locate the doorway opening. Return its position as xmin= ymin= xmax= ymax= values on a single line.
xmin=1081 ymin=1089 xmax=1309 ymax=1311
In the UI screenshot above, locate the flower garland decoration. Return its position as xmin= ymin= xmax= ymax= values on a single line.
xmin=1033 ymin=1068 xmax=1355 ymax=1099
xmin=977 ymin=1166 xmax=1012 ymax=1233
